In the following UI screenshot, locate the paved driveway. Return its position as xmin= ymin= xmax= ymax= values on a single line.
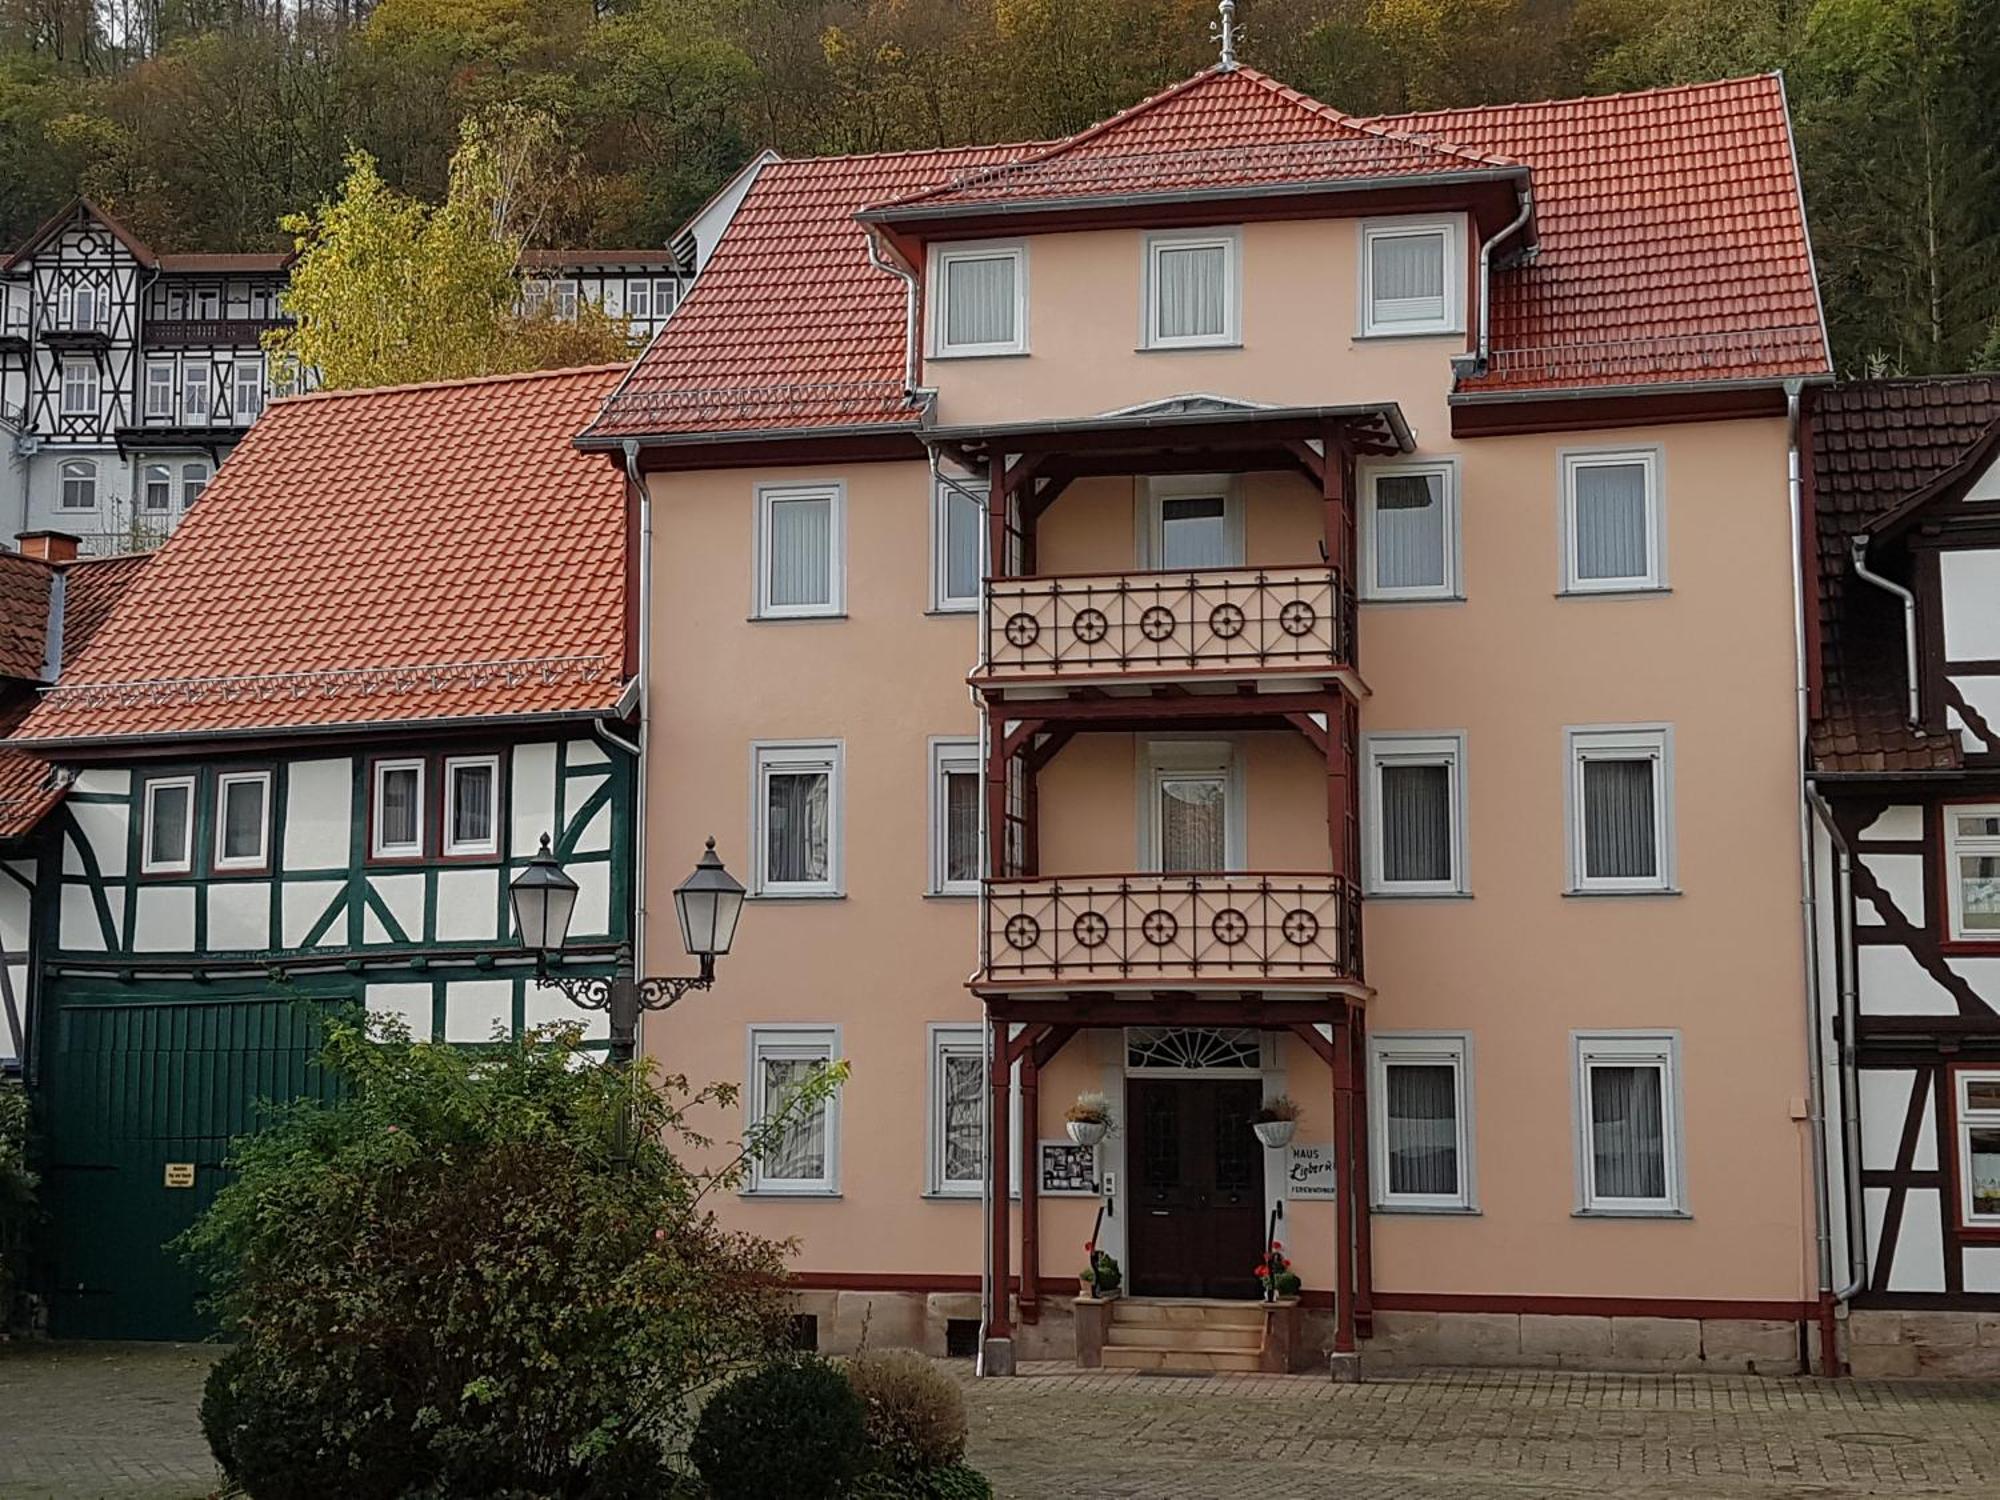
xmin=7 ymin=1344 xmax=2000 ymax=1499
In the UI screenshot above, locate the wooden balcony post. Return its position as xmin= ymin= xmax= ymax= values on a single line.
xmin=1020 ymin=1041 xmax=1041 ymax=1322
xmin=1351 ymin=1008 xmax=1373 ymax=1339
xmin=1332 ymin=1004 xmax=1357 ymax=1355
xmin=1324 ymin=692 xmax=1352 ymax=887
xmin=987 ymin=460 xmax=1009 ymax=584
xmin=989 ymin=1014 xmax=1014 ymax=1343
xmin=986 ymin=704 xmax=1009 ymax=880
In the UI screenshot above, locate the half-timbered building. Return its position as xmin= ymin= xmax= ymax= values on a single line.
xmin=1804 ymin=376 xmax=2000 ymax=1374
xmin=0 ymin=199 xmax=687 ymax=557
xmin=580 ymin=59 xmax=1832 ymax=1375
xmin=8 ymin=364 xmax=638 ymax=1340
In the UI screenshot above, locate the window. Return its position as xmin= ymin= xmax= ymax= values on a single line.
xmin=1370 ymin=1034 xmax=1474 ymax=1211
xmin=748 ymin=1026 xmax=840 ymax=1194
xmin=1567 ymin=726 xmax=1675 ymax=894
xmin=58 ymin=459 xmax=97 ymax=511
xmin=1360 ymin=217 xmax=1462 ymax=336
xmin=194 ymin=286 xmax=219 ymax=320
xmin=233 ymin=358 xmax=263 ymax=421
xmin=554 ymin=280 xmax=579 ymax=320
xmin=929 ymin=1025 xmax=986 ymax=1196
xmin=653 ymin=279 xmax=678 ymax=317
xmin=930 ymin=242 xmax=1026 ymax=357
xmin=1573 ymin=1032 xmax=1684 ymax=1215
xmin=1953 ymin=1069 xmax=2000 ymax=1226
xmin=141 ymin=776 xmax=196 ymax=875
xmin=145 ymin=362 xmax=175 ymax=419
xmin=443 ymin=755 xmax=500 ymax=857
xmin=1946 ymin=806 xmax=2000 ymax=941
xmin=627 ymin=279 xmax=652 ymax=321
xmin=1142 ymin=743 xmax=1239 ymax=874
xmin=372 ymin=758 xmax=425 ymax=859
xmin=1360 ymin=460 xmax=1458 ymax=600
xmin=932 ymin=474 xmax=984 ymax=611
xmin=929 ymin=738 xmax=981 ymax=895
xmin=752 ymin=741 xmax=842 ymax=896
xmin=522 ymin=281 xmax=549 ymax=317
xmin=214 ymin=771 xmax=271 ymax=871
xmin=182 ymin=363 xmax=211 ymax=421
xmin=141 ymin=464 xmax=171 ymax=515
xmin=60 ymin=358 xmax=97 ymax=416
xmin=755 ymin=482 xmax=843 ymax=618
xmin=181 ymin=461 xmax=210 ymax=508
xmin=1363 ymin=733 xmax=1466 ymax=896
xmin=1562 ymin=449 xmax=1664 ymax=592
xmin=1143 ymin=230 xmax=1239 ymax=349
xmin=60 ymin=282 xmax=100 ymax=331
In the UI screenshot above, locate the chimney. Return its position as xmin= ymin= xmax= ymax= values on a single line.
xmin=17 ymin=530 xmax=80 ymax=564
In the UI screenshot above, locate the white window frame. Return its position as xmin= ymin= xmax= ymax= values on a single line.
xmin=57 ymin=458 xmax=97 ymax=511
xmin=1369 ymin=1032 xmax=1476 ymax=1212
xmin=653 ymin=278 xmax=678 ymax=317
xmin=753 ymin=481 xmax=845 ymax=620
xmin=144 ymin=361 xmax=175 ymax=419
xmin=180 ymin=461 xmax=210 ymax=509
xmin=1560 ymin=447 xmax=1666 ymax=594
xmin=1572 ymin=1030 xmax=1686 ymax=1216
xmin=1358 ymin=216 xmax=1463 ymax=337
xmin=1139 ymin=474 xmax=1244 ymax=570
xmin=371 ymin=757 xmax=426 ymax=860
xmin=140 ymin=775 xmax=197 ymax=875
xmin=181 ymin=361 xmax=211 ymax=421
xmin=928 ymin=240 xmax=1028 ymax=358
xmin=442 ymin=754 xmax=502 ymax=858
xmin=750 ymin=740 xmax=844 ymax=898
xmin=1565 ymin=724 xmax=1676 ymax=895
xmin=213 ymin=770 xmax=272 ymax=871
xmin=233 ymin=357 xmax=264 ymax=422
xmin=140 ymin=463 xmax=172 ymax=515
xmin=927 ymin=1023 xmax=987 ymax=1197
xmin=1362 ymin=732 xmax=1467 ymax=896
xmin=626 ymin=278 xmax=652 ymax=321
xmin=1140 ymin=228 xmax=1241 ymax=350
xmin=928 ymin=737 xmax=981 ymax=896
xmin=930 ymin=471 xmax=985 ymax=612
xmin=1137 ymin=739 xmax=1245 ymax=873
xmin=746 ymin=1024 xmax=841 ymax=1195
xmin=1358 ymin=457 xmax=1460 ymax=601
xmin=554 ymin=280 xmax=579 ymax=320
xmin=1944 ymin=804 xmax=2000 ymax=942
xmin=1953 ymin=1068 xmax=2000 ymax=1227
xmin=59 ymin=358 xmax=97 ymax=416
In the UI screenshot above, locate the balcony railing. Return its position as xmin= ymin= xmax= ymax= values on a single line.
xmin=147 ymin=319 xmax=286 ymax=347
xmin=978 ymin=565 xmax=1347 ymax=686
xmin=980 ymin=872 xmax=1360 ymax=990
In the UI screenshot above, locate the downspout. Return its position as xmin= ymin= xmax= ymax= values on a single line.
xmin=1808 ymin=786 xmax=1868 ymax=1338
xmin=1465 ymin=186 xmax=1534 ymax=377
xmin=866 ymin=228 xmax=921 ymax=400
xmin=1850 ymin=534 xmax=1922 ymax=730
xmin=620 ymin=440 xmax=651 ymax=989
xmin=1786 ymin=379 xmax=1838 ymax=1373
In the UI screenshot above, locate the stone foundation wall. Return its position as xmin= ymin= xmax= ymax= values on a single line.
xmin=788 ymin=1290 xmax=1073 ymax=1363
xmin=1358 ymin=1310 xmax=1802 ymax=1375
xmin=1842 ymin=1309 xmax=2000 ymax=1377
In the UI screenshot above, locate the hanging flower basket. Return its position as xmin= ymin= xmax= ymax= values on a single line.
xmin=1067 ymin=1118 xmax=1108 ymax=1147
xmin=1251 ymin=1118 xmax=1296 ymax=1149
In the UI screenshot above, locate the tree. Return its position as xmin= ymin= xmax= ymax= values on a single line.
xmin=266 ymin=105 xmax=632 ymax=390
xmin=183 ymin=1015 xmax=848 ymax=1496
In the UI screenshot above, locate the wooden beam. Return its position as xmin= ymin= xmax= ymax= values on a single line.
xmin=1285 ymin=711 xmax=1329 ymax=756
xmin=988 ymin=1013 xmax=1014 ymax=1342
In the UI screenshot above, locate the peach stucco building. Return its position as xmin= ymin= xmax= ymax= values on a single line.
xmin=580 ymin=61 xmax=1836 ymax=1373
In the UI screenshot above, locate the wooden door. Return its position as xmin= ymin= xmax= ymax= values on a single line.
xmin=1127 ymin=1077 xmax=1266 ymax=1298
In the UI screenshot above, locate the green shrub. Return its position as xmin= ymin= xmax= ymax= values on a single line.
xmin=180 ymin=1020 xmax=832 ymax=1498
xmin=848 ymin=1350 xmax=968 ymax=1474
xmin=851 ymin=1463 xmax=994 ymax=1499
xmin=199 ymin=1344 xmax=420 ymax=1500
xmin=690 ymin=1357 xmax=868 ymax=1499
xmin=0 ymin=1078 xmax=35 ymax=1331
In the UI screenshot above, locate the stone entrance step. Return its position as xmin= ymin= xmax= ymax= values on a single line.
xmin=1101 ymin=1297 xmax=1269 ymax=1373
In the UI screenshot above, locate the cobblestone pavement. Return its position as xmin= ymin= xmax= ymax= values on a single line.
xmin=10 ymin=1343 xmax=2000 ymax=1500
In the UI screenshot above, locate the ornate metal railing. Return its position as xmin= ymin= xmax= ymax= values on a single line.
xmin=147 ymin=319 xmax=286 ymax=347
xmin=981 ymin=872 xmax=1360 ymax=989
xmin=979 ymin=565 xmax=1346 ymax=684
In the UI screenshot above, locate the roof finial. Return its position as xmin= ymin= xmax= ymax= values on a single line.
xmin=1211 ymin=0 xmax=1239 ymax=69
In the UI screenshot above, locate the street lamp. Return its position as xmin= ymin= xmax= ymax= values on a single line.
xmin=510 ymin=834 xmax=746 ymax=1067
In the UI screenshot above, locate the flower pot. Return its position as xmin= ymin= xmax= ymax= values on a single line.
xmin=1252 ymin=1119 xmax=1297 ymax=1149
xmin=1067 ymin=1119 xmax=1108 ymax=1147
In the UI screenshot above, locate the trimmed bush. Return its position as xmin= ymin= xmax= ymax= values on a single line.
xmin=198 ymin=1344 xmax=420 ymax=1500
xmin=0 ymin=1078 xmax=35 ymax=1331
xmin=690 ymin=1357 xmax=868 ymax=1499
xmin=848 ymin=1350 xmax=968 ymax=1474
xmin=851 ymin=1464 xmax=994 ymax=1500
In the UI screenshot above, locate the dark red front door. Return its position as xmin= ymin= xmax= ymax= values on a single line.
xmin=1128 ymin=1077 xmax=1265 ymax=1298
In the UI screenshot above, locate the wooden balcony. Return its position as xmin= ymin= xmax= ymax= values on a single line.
xmin=978 ymin=871 xmax=1361 ymax=994
xmin=976 ymin=565 xmax=1350 ymax=693
xmin=146 ymin=319 xmax=286 ymax=347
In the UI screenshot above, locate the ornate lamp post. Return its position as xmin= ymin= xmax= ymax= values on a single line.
xmin=510 ymin=834 xmax=746 ymax=1067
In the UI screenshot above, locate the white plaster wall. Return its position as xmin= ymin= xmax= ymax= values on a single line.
xmin=70 ymin=769 xmax=129 ymax=798
xmin=283 ymin=759 xmax=351 ymax=869
xmin=443 ymin=978 xmax=513 ymax=1043
xmin=68 ymin=803 xmax=126 ymax=879
xmin=1940 ymin=549 xmax=2000 ymax=659
xmin=525 ymin=979 xmax=610 ymax=1039
xmin=1947 ymin=675 xmax=2000 ymax=751
xmin=280 ymin=880 xmax=344 ymax=949
xmin=367 ymin=982 xmax=433 ymax=1038
xmin=366 ymin=872 xmax=423 ymax=943
xmin=132 ymin=886 xmax=195 ymax=951
xmin=435 ymin=867 xmax=500 ymax=941
xmin=206 ymin=882 xmax=270 ymax=951
xmin=1859 ymin=1070 xmax=1921 ymax=1172
xmin=1858 ymin=852 xmax=1925 ymax=927
xmin=571 ymin=858 xmax=611 ymax=937
xmin=1888 ymin=1190 xmax=1947 ymax=1293
xmin=1859 ymin=944 xmax=1961 ymax=1016
xmin=58 ymin=883 xmax=111 ymax=950
xmin=510 ymin=743 xmax=557 ymax=858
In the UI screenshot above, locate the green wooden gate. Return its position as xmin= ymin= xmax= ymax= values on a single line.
xmin=39 ymin=981 xmax=354 ymax=1341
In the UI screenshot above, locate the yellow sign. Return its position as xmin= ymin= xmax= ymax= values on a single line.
xmin=163 ymin=1163 xmax=196 ymax=1189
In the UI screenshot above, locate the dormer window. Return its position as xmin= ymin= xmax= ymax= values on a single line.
xmin=1143 ymin=230 xmax=1239 ymax=349
xmin=930 ymin=242 xmax=1026 ymax=357
xmin=1360 ymin=217 xmax=1462 ymax=337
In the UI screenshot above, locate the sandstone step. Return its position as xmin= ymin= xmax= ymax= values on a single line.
xmin=1105 ymin=1324 xmax=1261 ymax=1351
xmin=1109 ymin=1300 xmax=1265 ymax=1330
xmin=1101 ymin=1346 xmax=1264 ymax=1373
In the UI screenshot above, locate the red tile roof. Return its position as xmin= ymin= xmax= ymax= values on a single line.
xmin=1377 ymin=75 xmax=1828 ymax=393
xmin=861 ymin=67 xmax=1515 ymax=219
xmin=16 ymin=365 xmax=631 ymax=744
xmin=156 ymin=252 xmax=291 ymax=274
xmin=1807 ymin=377 xmax=2000 ymax=774
xmin=0 ymin=557 xmax=51 ymax=684
xmin=58 ymin=553 xmax=152 ymax=671
xmin=590 ymin=70 xmax=1826 ymax=442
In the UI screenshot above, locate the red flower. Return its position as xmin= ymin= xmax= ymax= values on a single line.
xmin=1084 ymin=1241 xmax=1095 ymax=1253
xmin=1254 ymin=1263 xmax=1269 ymax=1278
xmin=1270 ymin=1240 xmax=1282 ymax=1250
